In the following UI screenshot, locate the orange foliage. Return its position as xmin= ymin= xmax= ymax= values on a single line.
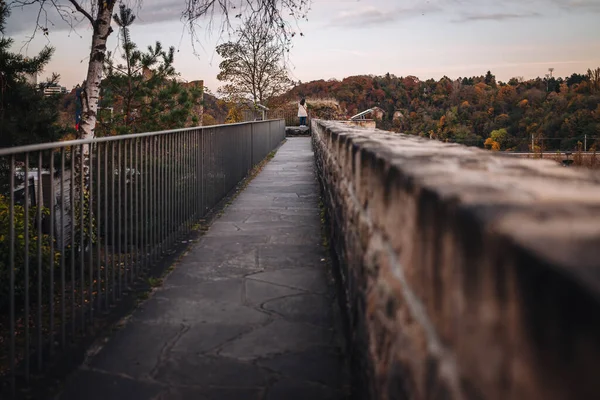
xmin=484 ymin=137 xmax=500 ymax=151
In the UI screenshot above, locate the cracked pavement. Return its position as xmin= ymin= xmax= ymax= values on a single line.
xmin=58 ymin=138 xmax=351 ymax=400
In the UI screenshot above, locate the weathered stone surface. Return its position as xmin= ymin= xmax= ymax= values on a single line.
xmin=58 ymin=138 xmax=349 ymax=400
xmin=257 ymin=347 xmax=349 ymax=387
xmin=248 ymin=268 xmax=330 ymax=294
xmin=263 ymin=294 xmax=333 ymax=327
xmin=59 ymin=369 xmax=163 ymax=400
xmin=157 ymin=387 xmax=264 ymax=400
xmin=218 ymin=319 xmax=333 ymax=360
xmin=154 ymin=355 xmax=269 ymax=387
xmin=244 ymin=279 xmax=303 ymax=305
xmin=266 ymin=378 xmax=341 ymax=400
xmin=313 ymin=120 xmax=600 ymax=400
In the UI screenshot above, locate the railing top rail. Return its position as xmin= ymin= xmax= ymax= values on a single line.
xmin=0 ymin=119 xmax=283 ymax=157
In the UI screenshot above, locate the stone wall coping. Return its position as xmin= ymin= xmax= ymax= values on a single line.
xmin=317 ymin=120 xmax=600 ymax=297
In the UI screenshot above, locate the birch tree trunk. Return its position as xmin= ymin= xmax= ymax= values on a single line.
xmin=80 ymin=0 xmax=117 ymax=141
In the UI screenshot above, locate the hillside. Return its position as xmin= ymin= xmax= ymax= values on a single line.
xmin=201 ymin=90 xmax=230 ymax=124
xmin=278 ymin=70 xmax=600 ymax=151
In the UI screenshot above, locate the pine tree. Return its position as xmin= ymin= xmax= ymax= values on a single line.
xmin=0 ymin=1 xmax=61 ymax=148
xmin=98 ymin=5 xmax=203 ymax=136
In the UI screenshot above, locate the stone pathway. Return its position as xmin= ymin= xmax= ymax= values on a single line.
xmin=58 ymin=138 xmax=350 ymax=400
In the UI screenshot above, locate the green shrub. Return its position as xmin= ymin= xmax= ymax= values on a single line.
xmin=0 ymin=194 xmax=59 ymax=311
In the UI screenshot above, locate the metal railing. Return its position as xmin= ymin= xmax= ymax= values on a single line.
xmin=0 ymin=119 xmax=285 ymax=395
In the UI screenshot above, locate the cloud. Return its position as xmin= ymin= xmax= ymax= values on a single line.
xmin=327 ymin=0 xmax=600 ymax=29
xmin=132 ymin=1 xmax=184 ymax=25
xmin=3 ymin=0 xmax=195 ymax=35
xmin=454 ymin=12 xmax=541 ymax=22
xmin=329 ymin=4 xmax=441 ymax=29
xmin=548 ymin=0 xmax=600 ymax=12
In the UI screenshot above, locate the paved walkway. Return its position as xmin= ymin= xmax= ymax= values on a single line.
xmin=59 ymin=138 xmax=350 ymax=400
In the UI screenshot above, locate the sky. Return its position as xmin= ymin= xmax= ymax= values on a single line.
xmin=5 ymin=0 xmax=600 ymax=93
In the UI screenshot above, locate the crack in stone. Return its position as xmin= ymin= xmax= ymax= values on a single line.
xmin=210 ymin=317 xmax=275 ymax=356
xmin=244 ymin=276 xmax=314 ymax=294
xmin=257 ymin=301 xmax=338 ymax=332
xmin=259 ymin=292 xmax=326 ymax=312
xmin=82 ymin=366 xmax=168 ymax=387
xmin=150 ymin=323 xmax=190 ymax=380
xmin=245 ymin=274 xmax=327 ymax=295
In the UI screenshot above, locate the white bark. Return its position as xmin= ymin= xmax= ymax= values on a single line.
xmin=80 ymin=1 xmax=116 ymax=141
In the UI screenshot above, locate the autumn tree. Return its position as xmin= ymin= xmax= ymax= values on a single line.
xmin=588 ymin=68 xmax=600 ymax=93
xmin=14 ymin=0 xmax=310 ymax=139
xmin=225 ymin=104 xmax=243 ymax=123
xmin=216 ymin=21 xmax=292 ymax=104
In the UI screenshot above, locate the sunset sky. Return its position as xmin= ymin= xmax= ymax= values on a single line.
xmin=5 ymin=0 xmax=600 ymax=93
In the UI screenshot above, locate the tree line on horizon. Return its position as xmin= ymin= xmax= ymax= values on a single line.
xmin=281 ymin=69 xmax=600 ymax=152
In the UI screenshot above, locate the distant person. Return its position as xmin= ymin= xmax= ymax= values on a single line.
xmin=298 ymin=98 xmax=308 ymax=126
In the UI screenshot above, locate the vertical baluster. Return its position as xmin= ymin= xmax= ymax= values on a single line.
xmin=21 ymin=153 xmax=30 ymax=382
xmin=96 ymin=144 xmax=102 ymax=312
xmin=200 ymin=130 xmax=204 ymax=219
xmin=104 ymin=144 xmax=109 ymax=310
xmin=194 ymin=131 xmax=199 ymax=222
xmin=117 ymin=141 xmax=122 ymax=297
xmin=129 ymin=139 xmax=134 ymax=283
xmin=49 ymin=150 xmax=55 ymax=356
xmin=79 ymin=145 xmax=85 ymax=331
xmin=186 ymin=132 xmax=191 ymax=232
xmin=162 ymin=135 xmax=167 ymax=250
xmin=111 ymin=143 xmax=116 ymax=303
xmin=142 ymin=139 xmax=148 ymax=271
xmin=123 ymin=140 xmax=128 ymax=287
xmin=168 ymin=134 xmax=174 ymax=247
xmin=177 ymin=133 xmax=185 ymax=234
xmin=152 ymin=137 xmax=157 ymax=262
xmin=9 ymin=155 xmax=16 ymax=394
xmin=37 ymin=151 xmax=43 ymax=370
xmin=135 ymin=139 xmax=140 ymax=279
xmin=70 ymin=147 xmax=76 ymax=338
xmin=158 ymin=137 xmax=162 ymax=260
xmin=60 ymin=149 xmax=66 ymax=349
xmin=88 ymin=145 xmax=94 ymax=322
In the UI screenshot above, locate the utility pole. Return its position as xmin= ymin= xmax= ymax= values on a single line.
xmin=585 ymin=134 xmax=587 ymax=152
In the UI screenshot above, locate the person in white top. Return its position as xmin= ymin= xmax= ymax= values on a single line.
xmin=298 ymin=98 xmax=308 ymax=126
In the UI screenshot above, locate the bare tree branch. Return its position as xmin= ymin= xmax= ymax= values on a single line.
xmin=67 ymin=0 xmax=93 ymax=25
xmin=216 ymin=19 xmax=291 ymax=105
xmin=182 ymin=0 xmax=310 ymax=57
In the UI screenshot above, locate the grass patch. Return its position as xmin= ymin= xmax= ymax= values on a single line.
xmin=148 ymin=277 xmax=163 ymax=288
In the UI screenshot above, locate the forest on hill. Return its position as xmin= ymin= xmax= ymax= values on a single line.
xmin=279 ymin=69 xmax=600 ymax=152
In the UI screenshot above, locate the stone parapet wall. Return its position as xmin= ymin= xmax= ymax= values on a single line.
xmin=312 ymin=120 xmax=600 ymax=400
